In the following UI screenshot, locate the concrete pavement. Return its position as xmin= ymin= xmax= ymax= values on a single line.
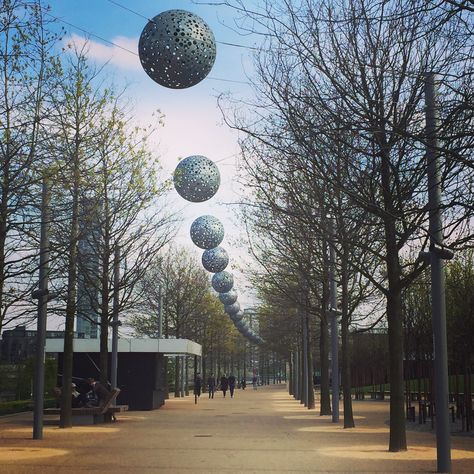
xmin=0 ymin=384 xmax=473 ymax=473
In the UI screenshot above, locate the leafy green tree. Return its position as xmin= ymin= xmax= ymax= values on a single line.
xmin=0 ymin=0 xmax=59 ymax=332
xmin=75 ymin=96 xmax=176 ymax=386
xmin=446 ymin=251 xmax=474 ymax=371
xmin=46 ymin=45 xmax=111 ymax=428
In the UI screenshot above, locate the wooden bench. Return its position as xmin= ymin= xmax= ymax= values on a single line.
xmin=44 ymin=387 xmax=128 ymax=425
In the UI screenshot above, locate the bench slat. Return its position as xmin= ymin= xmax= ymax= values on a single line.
xmin=44 ymin=405 xmax=128 ymax=416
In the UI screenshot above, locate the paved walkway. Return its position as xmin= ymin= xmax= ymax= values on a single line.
xmin=1 ymin=384 xmax=473 ymax=473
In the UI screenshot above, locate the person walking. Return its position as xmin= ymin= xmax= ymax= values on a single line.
xmin=220 ymin=374 xmax=229 ymax=398
xmin=241 ymin=378 xmax=246 ymax=390
xmin=207 ymin=374 xmax=216 ymax=399
xmin=228 ymin=374 xmax=236 ymax=398
xmin=194 ymin=372 xmax=202 ymax=403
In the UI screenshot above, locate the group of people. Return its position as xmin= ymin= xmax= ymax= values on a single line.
xmin=54 ymin=377 xmax=111 ymax=408
xmin=194 ymin=373 xmax=241 ymax=399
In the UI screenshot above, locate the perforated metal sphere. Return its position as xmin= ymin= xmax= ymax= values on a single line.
xmin=224 ymin=301 xmax=240 ymax=315
xmin=202 ymin=246 xmax=228 ymax=273
xmin=230 ymin=310 xmax=244 ymax=322
xmin=174 ymin=155 xmax=220 ymax=203
xmin=211 ymin=271 xmax=233 ymax=293
xmin=190 ymin=215 xmax=224 ymax=249
xmin=234 ymin=320 xmax=245 ymax=330
xmin=219 ymin=289 xmax=237 ymax=305
xmin=138 ymin=10 xmax=216 ymax=89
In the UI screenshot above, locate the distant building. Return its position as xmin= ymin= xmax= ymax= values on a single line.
xmin=76 ymin=197 xmax=101 ymax=339
xmin=0 ymin=326 xmax=82 ymax=363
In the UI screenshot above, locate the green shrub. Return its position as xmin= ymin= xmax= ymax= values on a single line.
xmin=0 ymin=398 xmax=56 ymax=416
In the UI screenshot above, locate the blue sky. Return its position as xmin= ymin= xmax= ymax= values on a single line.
xmin=43 ymin=0 xmax=261 ymax=315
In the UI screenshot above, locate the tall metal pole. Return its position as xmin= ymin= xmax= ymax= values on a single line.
xmin=329 ymin=217 xmax=340 ymax=423
xmin=33 ymin=177 xmax=51 ymax=440
xmin=425 ymin=72 xmax=451 ymax=473
xmin=158 ymin=284 xmax=163 ymax=338
xmin=111 ymin=245 xmax=120 ymax=390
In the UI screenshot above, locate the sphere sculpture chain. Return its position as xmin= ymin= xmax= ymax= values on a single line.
xmin=219 ymin=289 xmax=237 ymax=305
xmin=190 ymin=215 xmax=224 ymax=249
xmin=230 ymin=310 xmax=244 ymax=322
xmin=138 ymin=10 xmax=216 ymax=89
xmin=211 ymin=271 xmax=233 ymax=293
xmin=174 ymin=155 xmax=220 ymax=203
xmin=224 ymin=301 xmax=240 ymax=315
xmin=233 ymin=319 xmax=245 ymax=330
xmin=202 ymin=246 xmax=228 ymax=273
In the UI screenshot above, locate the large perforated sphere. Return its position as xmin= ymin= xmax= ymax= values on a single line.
xmin=190 ymin=215 xmax=224 ymax=249
xmin=211 ymin=271 xmax=233 ymax=293
xmin=224 ymin=301 xmax=240 ymax=315
xmin=202 ymin=246 xmax=228 ymax=273
xmin=138 ymin=10 xmax=216 ymax=89
xmin=219 ymin=289 xmax=237 ymax=305
xmin=174 ymin=155 xmax=220 ymax=202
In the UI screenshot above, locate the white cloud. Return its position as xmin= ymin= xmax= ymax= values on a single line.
xmin=64 ymin=33 xmax=140 ymax=71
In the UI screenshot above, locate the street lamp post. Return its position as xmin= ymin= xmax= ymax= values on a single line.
xmin=32 ymin=177 xmax=51 ymax=440
xmin=425 ymin=72 xmax=451 ymax=473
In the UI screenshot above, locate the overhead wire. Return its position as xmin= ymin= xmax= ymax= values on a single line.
xmin=104 ymin=0 xmax=260 ymax=50
xmin=43 ymin=6 xmax=252 ymax=85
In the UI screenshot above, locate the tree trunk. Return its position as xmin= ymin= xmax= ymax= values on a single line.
xmin=60 ymin=157 xmax=80 ymax=428
xmin=99 ymin=249 xmax=109 ymax=386
xmin=320 ymin=317 xmax=331 ymax=415
xmin=289 ymin=352 xmax=294 ymax=396
xmin=381 ymin=145 xmax=407 ymax=451
xmin=306 ymin=315 xmax=315 ymax=409
xmin=341 ymin=243 xmax=355 ymax=428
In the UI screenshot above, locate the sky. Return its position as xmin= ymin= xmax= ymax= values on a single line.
xmin=43 ymin=0 xmax=262 ymax=325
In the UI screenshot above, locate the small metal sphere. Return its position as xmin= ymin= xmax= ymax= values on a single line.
xmin=230 ymin=310 xmax=244 ymax=322
xmin=233 ymin=320 xmax=245 ymax=330
xmin=202 ymin=246 xmax=228 ymax=273
xmin=138 ymin=10 xmax=216 ymax=89
xmin=190 ymin=215 xmax=224 ymax=249
xmin=174 ymin=155 xmax=220 ymax=203
xmin=211 ymin=271 xmax=233 ymax=293
xmin=219 ymin=289 xmax=237 ymax=305
xmin=224 ymin=301 xmax=240 ymax=315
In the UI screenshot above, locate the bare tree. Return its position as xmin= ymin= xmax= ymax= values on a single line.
xmin=217 ymin=0 xmax=473 ymax=451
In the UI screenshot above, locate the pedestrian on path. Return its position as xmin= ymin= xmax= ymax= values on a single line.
xmin=194 ymin=373 xmax=202 ymax=400
xmin=220 ymin=374 xmax=229 ymax=398
xmin=207 ymin=374 xmax=216 ymax=399
xmin=228 ymin=374 xmax=236 ymax=398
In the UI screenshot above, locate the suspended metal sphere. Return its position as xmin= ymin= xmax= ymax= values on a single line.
xmin=190 ymin=215 xmax=224 ymax=249
xmin=202 ymin=246 xmax=228 ymax=273
xmin=230 ymin=310 xmax=244 ymax=322
xmin=138 ymin=10 xmax=216 ymax=89
xmin=174 ymin=155 xmax=220 ymax=203
xmin=211 ymin=271 xmax=233 ymax=293
xmin=234 ymin=320 xmax=245 ymax=330
xmin=224 ymin=301 xmax=240 ymax=315
xmin=219 ymin=289 xmax=237 ymax=305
